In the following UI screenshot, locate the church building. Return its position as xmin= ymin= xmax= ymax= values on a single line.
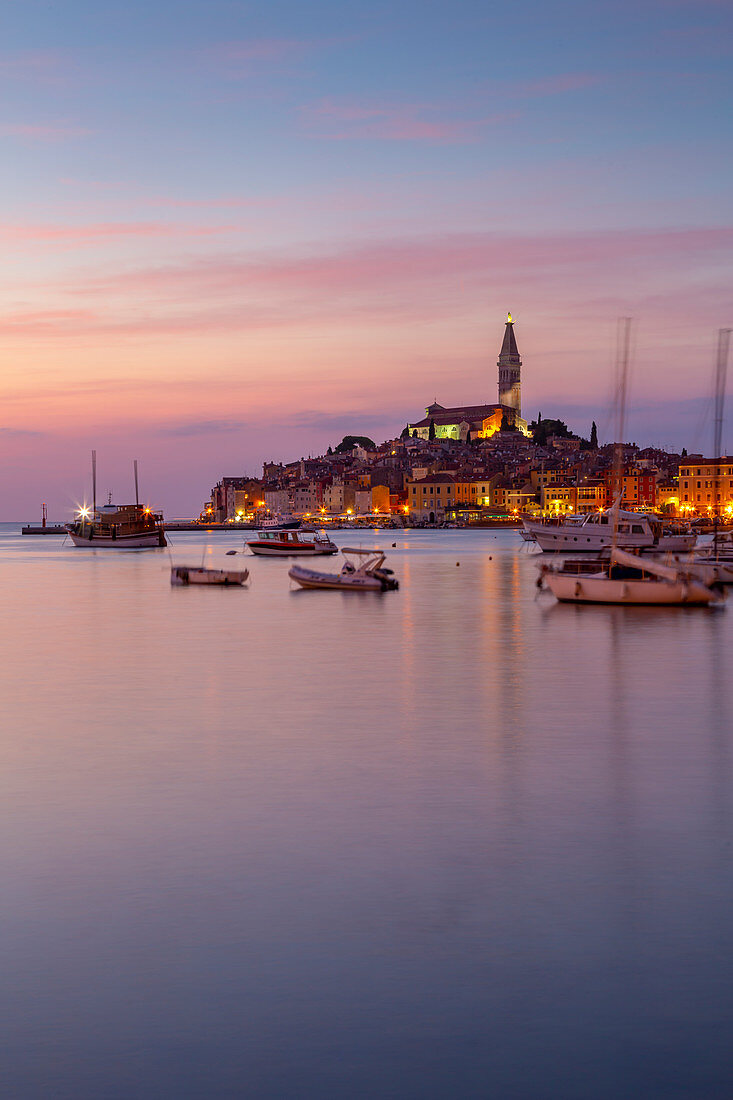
xmin=407 ymin=314 xmax=529 ymax=442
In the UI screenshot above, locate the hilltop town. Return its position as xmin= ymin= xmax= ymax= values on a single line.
xmin=204 ymin=316 xmax=728 ymax=525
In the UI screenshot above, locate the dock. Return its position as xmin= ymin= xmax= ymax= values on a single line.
xmin=22 ymin=524 xmax=67 ymax=535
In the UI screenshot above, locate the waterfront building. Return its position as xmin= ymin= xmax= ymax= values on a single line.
xmin=211 ymin=476 xmax=263 ymax=522
xmin=678 ymin=458 xmax=733 ymax=514
xmin=540 ymin=482 xmax=606 ymax=514
xmin=604 ymin=467 xmax=656 ymax=509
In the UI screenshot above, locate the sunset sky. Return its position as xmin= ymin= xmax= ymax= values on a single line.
xmin=2 ymin=0 xmax=732 ymax=516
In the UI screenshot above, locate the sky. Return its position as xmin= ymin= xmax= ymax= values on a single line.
xmin=1 ymin=0 xmax=732 ymax=517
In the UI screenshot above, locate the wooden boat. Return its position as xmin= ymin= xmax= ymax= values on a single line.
xmin=539 ymin=546 xmax=725 ymax=606
xmin=67 ymin=453 xmax=166 ymax=548
xmin=289 ymin=548 xmax=399 ymax=591
xmin=247 ymin=528 xmax=337 ymax=556
xmin=67 ymin=503 xmax=167 ymax=548
xmin=171 ymin=565 xmax=249 ymax=586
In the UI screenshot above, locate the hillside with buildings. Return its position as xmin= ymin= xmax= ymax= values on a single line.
xmin=203 ymin=316 xmax=728 ymax=525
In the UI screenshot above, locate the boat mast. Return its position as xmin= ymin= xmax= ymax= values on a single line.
xmin=92 ymin=449 xmax=97 ymax=519
xmin=134 ymin=459 xmax=139 ymax=507
xmin=713 ymin=328 xmax=731 ymax=552
xmin=612 ymin=318 xmax=632 ymax=546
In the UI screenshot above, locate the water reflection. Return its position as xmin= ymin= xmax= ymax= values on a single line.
xmin=2 ymin=525 xmax=733 ymax=1099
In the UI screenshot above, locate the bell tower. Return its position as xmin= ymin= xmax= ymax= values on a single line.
xmin=497 ymin=312 xmax=521 ymax=415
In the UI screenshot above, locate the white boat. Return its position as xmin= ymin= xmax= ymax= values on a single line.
xmin=289 ymin=548 xmax=399 ymax=591
xmin=539 ymin=546 xmax=724 ymax=606
xmin=670 ymin=532 xmax=733 ymax=585
xmin=259 ymin=513 xmax=300 ymax=530
xmin=171 ymin=565 xmax=249 ymax=586
xmin=247 ymin=528 xmax=337 ymax=556
xmin=522 ymin=506 xmax=695 ymax=554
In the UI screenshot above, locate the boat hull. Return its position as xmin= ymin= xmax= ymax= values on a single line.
xmin=247 ymin=543 xmax=336 ymax=556
xmin=289 ymin=565 xmax=388 ymax=591
xmin=66 ymin=528 xmax=166 ymax=548
xmin=544 ymin=572 xmax=721 ymax=605
xmin=171 ymin=566 xmax=249 ymax=586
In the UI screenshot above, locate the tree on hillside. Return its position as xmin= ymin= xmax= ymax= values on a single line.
xmin=334 ymin=435 xmax=377 ymax=454
xmin=590 ymin=421 xmax=598 ymax=449
xmin=528 ymin=417 xmax=575 ymax=447
xmin=428 ymin=419 xmax=436 ymax=441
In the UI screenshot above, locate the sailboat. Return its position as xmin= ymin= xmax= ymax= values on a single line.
xmin=539 ymin=320 xmax=725 ymax=608
xmin=66 ymin=452 xmax=167 ymax=548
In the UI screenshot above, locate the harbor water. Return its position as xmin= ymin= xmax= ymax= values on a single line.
xmin=2 ymin=522 xmax=732 ymax=1098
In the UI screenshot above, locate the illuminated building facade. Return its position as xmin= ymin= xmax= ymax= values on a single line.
xmin=679 ymin=459 xmax=733 ymax=514
xmin=407 ymin=314 xmax=528 ymax=440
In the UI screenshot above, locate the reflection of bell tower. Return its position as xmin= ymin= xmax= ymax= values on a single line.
xmin=497 ymin=312 xmax=521 ymax=415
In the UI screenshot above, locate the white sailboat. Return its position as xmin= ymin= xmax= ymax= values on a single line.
xmin=538 ymin=319 xmax=725 ymax=608
xmin=540 ymin=546 xmax=724 ymax=605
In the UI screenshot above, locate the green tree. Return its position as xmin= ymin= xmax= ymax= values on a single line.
xmin=334 ymin=435 xmax=377 ymax=454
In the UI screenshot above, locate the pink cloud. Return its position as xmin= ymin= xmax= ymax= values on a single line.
xmin=0 ymin=122 xmax=91 ymax=141
xmin=300 ymin=99 xmax=512 ymax=143
xmin=514 ymin=73 xmax=601 ymax=96
xmin=0 ymin=50 xmax=72 ymax=84
xmin=4 ymin=226 xmax=731 ymax=346
xmin=211 ymin=39 xmax=311 ymax=63
xmin=0 ymin=221 xmax=237 ymax=246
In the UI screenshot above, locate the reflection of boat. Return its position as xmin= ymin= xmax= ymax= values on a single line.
xmin=67 ymin=453 xmax=166 ymax=548
xmin=289 ymin=548 xmax=399 ymax=591
xmin=539 ymin=546 xmax=725 ymax=605
xmin=246 ymin=529 xmax=337 ymax=556
xmin=522 ymin=506 xmax=695 ymax=553
xmin=171 ymin=565 xmax=249 ymax=586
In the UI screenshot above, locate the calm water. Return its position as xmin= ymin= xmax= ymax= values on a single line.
xmin=2 ymin=522 xmax=732 ymax=1099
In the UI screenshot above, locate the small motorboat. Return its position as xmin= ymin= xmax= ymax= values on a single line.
xmin=289 ymin=547 xmax=399 ymax=592
xmin=246 ymin=528 xmax=337 ymax=556
xmin=171 ymin=565 xmax=249 ymax=586
xmin=538 ymin=546 xmax=725 ymax=606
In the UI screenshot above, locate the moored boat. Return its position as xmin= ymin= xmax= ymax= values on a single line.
xmin=289 ymin=547 xmax=399 ymax=591
xmin=247 ymin=528 xmax=337 ymax=556
xmin=67 ymin=503 xmax=167 ymax=548
xmin=522 ymin=506 xmax=695 ymax=553
xmin=171 ymin=565 xmax=249 ymax=586
xmin=538 ymin=546 xmax=724 ymax=606
xmin=67 ymin=453 xmax=166 ymax=548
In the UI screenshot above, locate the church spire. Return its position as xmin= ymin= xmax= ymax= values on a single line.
xmin=497 ymin=312 xmax=522 ymax=415
xmin=499 ymin=312 xmax=520 ymax=362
